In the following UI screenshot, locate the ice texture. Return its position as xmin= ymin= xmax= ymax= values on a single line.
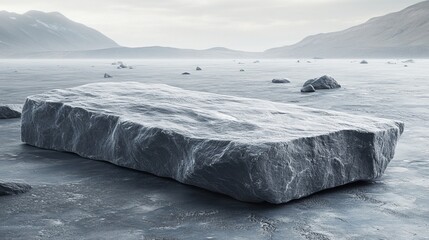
xmin=21 ymin=82 xmax=404 ymax=203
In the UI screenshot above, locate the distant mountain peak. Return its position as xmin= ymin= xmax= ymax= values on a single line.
xmin=24 ymin=10 xmax=66 ymax=19
xmin=0 ymin=10 xmax=119 ymax=53
xmin=266 ymin=0 xmax=429 ymax=58
xmin=406 ymin=0 xmax=429 ymax=9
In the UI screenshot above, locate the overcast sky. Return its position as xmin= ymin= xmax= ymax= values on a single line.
xmin=1 ymin=0 xmax=424 ymax=51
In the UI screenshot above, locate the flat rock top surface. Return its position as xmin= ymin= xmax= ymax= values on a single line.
xmin=29 ymin=82 xmax=401 ymax=142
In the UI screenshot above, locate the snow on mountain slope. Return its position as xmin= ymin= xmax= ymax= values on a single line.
xmin=0 ymin=10 xmax=119 ymax=53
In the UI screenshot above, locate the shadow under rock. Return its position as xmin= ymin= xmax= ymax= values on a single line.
xmin=15 ymin=144 xmax=386 ymax=211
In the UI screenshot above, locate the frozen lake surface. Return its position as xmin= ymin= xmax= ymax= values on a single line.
xmin=0 ymin=59 xmax=428 ymax=239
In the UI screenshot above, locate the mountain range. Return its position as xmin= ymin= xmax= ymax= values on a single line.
xmin=13 ymin=46 xmax=259 ymax=59
xmin=1 ymin=1 xmax=429 ymax=58
xmin=0 ymin=10 xmax=118 ymax=54
xmin=265 ymin=0 xmax=429 ymax=58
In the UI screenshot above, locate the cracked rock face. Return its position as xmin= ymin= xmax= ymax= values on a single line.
xmin=0 ymin=104 xmax=22 ymax=119
xmin=21 ymin=82 xmax=404 ymax=204
xmin=0 ymin=181 xmax=31 ymax=196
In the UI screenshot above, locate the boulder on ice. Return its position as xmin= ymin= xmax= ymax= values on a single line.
xmin=21 ymin=82 xmax=404 ymax=204
xmin=0 ymin=104 xmax=22 ymax=119
xmin=303 ymin=75 xmax=341 ymax=90
xmin=272 ymin=78 xmax=291 ymax=84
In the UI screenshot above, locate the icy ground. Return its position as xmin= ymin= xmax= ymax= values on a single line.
xmin=0 ymin=59 xmax=428 ymax=239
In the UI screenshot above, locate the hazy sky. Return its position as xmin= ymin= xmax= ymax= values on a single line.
xmin=1 ymin=0 xmax=424 ymax=51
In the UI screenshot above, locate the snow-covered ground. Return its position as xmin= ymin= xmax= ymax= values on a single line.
xmin=0 ymin=59 xmax=428 ymax=239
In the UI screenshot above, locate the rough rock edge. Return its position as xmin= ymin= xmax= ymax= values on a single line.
xmin=21 ymin=84 xmax=404 ymax=204
xmin=301 ymin=85 xmax=316 ymax=93
xmin=303 ymin=75 xmax=341 ymax=90
xmin=0 ymin=181 xmax=31 ymax=196
xmin=0 ymin=104 xmax=22 ymax=119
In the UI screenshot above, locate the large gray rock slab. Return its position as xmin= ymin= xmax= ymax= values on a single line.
xmin=0 ymin=104 xmax=22 ymax=119
xmin=21 ymin=82 xmax=404 ymax=204
xmin=0 ymin=181 xmax=31 ymax=196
